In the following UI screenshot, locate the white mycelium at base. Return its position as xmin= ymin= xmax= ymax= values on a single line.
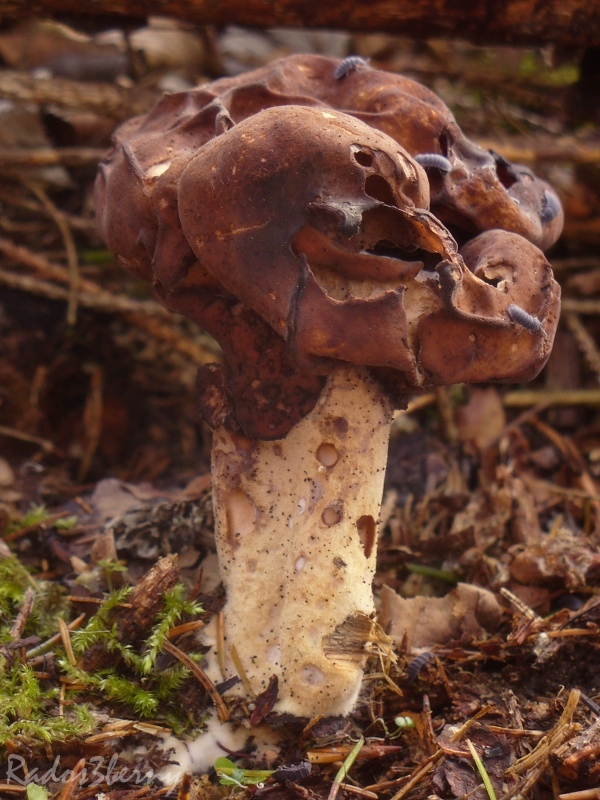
xmin=210 ymin=365 xmax=393 ymax=717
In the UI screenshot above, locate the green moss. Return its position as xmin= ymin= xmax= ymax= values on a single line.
xmin=61 ymin=583 xmax=204 ymax=722
xmin=0 ymin=660 xmax=96 ymax=748
xmin=0 ymin=556 xmax=70 ymax=644
xmin=0 ymin=555 xmax=35 ymax=630
xmin=0 ymin=543 xmax=204 ymax=753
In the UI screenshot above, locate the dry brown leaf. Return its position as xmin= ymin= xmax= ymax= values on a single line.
xmin=379 ymin=582 xmax=502 ymax=650
xmin=508 ymin=526 xmax=600 ymax=587
xmin=455 ymin=387 xmax=506 ymax=450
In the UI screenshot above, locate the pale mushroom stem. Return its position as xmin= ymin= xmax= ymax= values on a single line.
xmin=210 ymin=364 xmax=393 ymax=717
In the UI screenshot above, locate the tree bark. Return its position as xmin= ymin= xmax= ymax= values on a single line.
xmin=2 ymin=0 xmax=600 ymax=48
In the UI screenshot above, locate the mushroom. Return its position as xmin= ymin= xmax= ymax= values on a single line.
xmin=179 ymin=53 xmax=565 ymax=252
xmin=95 ymin=73 xmax=561 ymax=718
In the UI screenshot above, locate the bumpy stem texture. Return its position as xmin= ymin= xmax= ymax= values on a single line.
xmin=210 ymin=365 xmax=393 ymax=717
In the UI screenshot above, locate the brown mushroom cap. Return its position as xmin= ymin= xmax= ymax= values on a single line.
xmin=96 ymin=54 xmax=562 ymax=272
xmin=204 ymin=54 xmax=564 ymax=251
xmin=177 ymin=106 xmax=441 ymax=367
xmin=418 ymin=229 xmax=560 ymax=384
xmin=95 ymin=65 xmax=561 ymax=440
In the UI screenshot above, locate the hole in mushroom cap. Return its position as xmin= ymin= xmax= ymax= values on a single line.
xmin=354 ymin=149 xmax=373 ymax=167
xmin=295 ymin=554 xmax=307 ymax=573
xmin=438 ymin=131 xmax=450 ymax=157
xmin=316 ymin=442 xmax=338 ymax=467
xmin=225 ymin=489 xmax=256 ymax=548
xmin=365 ymin=239 xmax=438 ymax=267
xmin=364 ymin=174 xmax=397 ymax=207
xmin=489 ymin=149 xmax=518 ymax=190
xmin=322 ymin=502 xmax=343 ymax=526
xmin=356 ymin=515 xmax=376 ymax=559
xmin=477 ymin=262 xmax=514 ymax=289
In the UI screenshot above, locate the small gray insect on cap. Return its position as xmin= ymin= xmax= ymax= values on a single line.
xmin=334 ymin=55 xmax=370 ymax=79
xmin=414 ymin=153 xmax=452 ymax=171
xmin=508 ymin=303 xmax=542 ymax=332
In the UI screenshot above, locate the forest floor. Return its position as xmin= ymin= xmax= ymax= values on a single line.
xmin=1 ymin=17 xmax=600 ymax=800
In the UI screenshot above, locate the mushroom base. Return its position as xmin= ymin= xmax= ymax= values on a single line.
xmin=209 ymin=364 xmax=394 ymax=717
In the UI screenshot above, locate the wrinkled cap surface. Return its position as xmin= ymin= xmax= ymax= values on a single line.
xmin=95 ymin=62 xmax=561 ymax=439
xmin=203 ymin=54 xmax=564 ymax=252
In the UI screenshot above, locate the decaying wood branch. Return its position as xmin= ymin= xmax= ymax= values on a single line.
xmin=0 ymin=69 xmax=158 ymax=121
xmin=1 ymin=0 xmax=599 ymax=48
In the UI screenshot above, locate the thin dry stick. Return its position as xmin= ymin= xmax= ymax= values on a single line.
xmin=0 ymin=423 xmax=55 ymax=455
xmin=26 ymin=613 xmax=87 ymax=659
xmin=564 ymin=312 xmax=600 ymax=383
xmin=558 ymin=789 xmax=600 ymax=800
xmin=562 ymin=298 xmax=600 ymax=315
xmin=3 ymin=511 xmax=72 ymax=543
xmin=229 ymin=643 xmax=256 ymax=697
xmin=167 ymin=620 xmax=204 ymax=638
xmin=387 ymin=753 xmax=440 ymax=800
xmin=503 ymin=388 xmax=600 ymax=407
xmin=338 ymin=786 xmax=378 ymax=799
xmin=500 ymin=587 xmax=540 ymax=622
xmin=0 ymin=236 xmax=127 ymax=297
xmin=507 ymin=688 xmax=581 ymax=778
xmin=0 ymin=264 xmax=218 ymax=365
xmin=78 ymin=364 xmax=104 ymax=483
xmin=57 ymin=617 xmax=77 ymax=667
xmin=55 ymin=758 xmax=87 ymax=800
xmin=0 ymin=68 xmax=157 ymax=120
xmin=0 ymin=237 xmax=221 ymax=362
xmin=216 ymin=610 xmax=226 ymax=678
xmin=161 ymin=639 xmax=230 ymax=722
xmin=0 ymin=189 xmax=98 ymax=230
xmin=474 ymin=138 xmax=600 ymax=165
xmin=9 ymin=587 xmax=36 ymax=640
xmin=27 ymin=182 xmax=80 ymax=324
xmin=0 ymin=146 xmax=107 ymax=168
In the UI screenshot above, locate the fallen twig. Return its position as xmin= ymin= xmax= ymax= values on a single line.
xmin=0 ymin=146 xmax=107 ymax=168
xmin=564 ymin=312 xmax=600 ymax=383
xmin=474 ymin=137 xmax=600 ymax=165
xmin=503 ymin=388 xmax=600 ymax=407
xmin=27 ymin=182 xmax=80 ymax=324
xmin=0 ymin=261 xmax=219 ymax=366
xmin=0 ymin=68 xmax=157 ymax=120
xmin=161 ymin=639 xmax=230 ymax=722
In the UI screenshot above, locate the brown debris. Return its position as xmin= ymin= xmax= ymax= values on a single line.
xmin=79 ymin=553 xmax=179 ymax=672
xmin=380 ymin=582 xmax=503 ymax=651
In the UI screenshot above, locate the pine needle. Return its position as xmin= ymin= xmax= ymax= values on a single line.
xmin=328 ymin=738 xmax=364 ymax=800
xmin=466 ymin=739 xmax=497 ymax=800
